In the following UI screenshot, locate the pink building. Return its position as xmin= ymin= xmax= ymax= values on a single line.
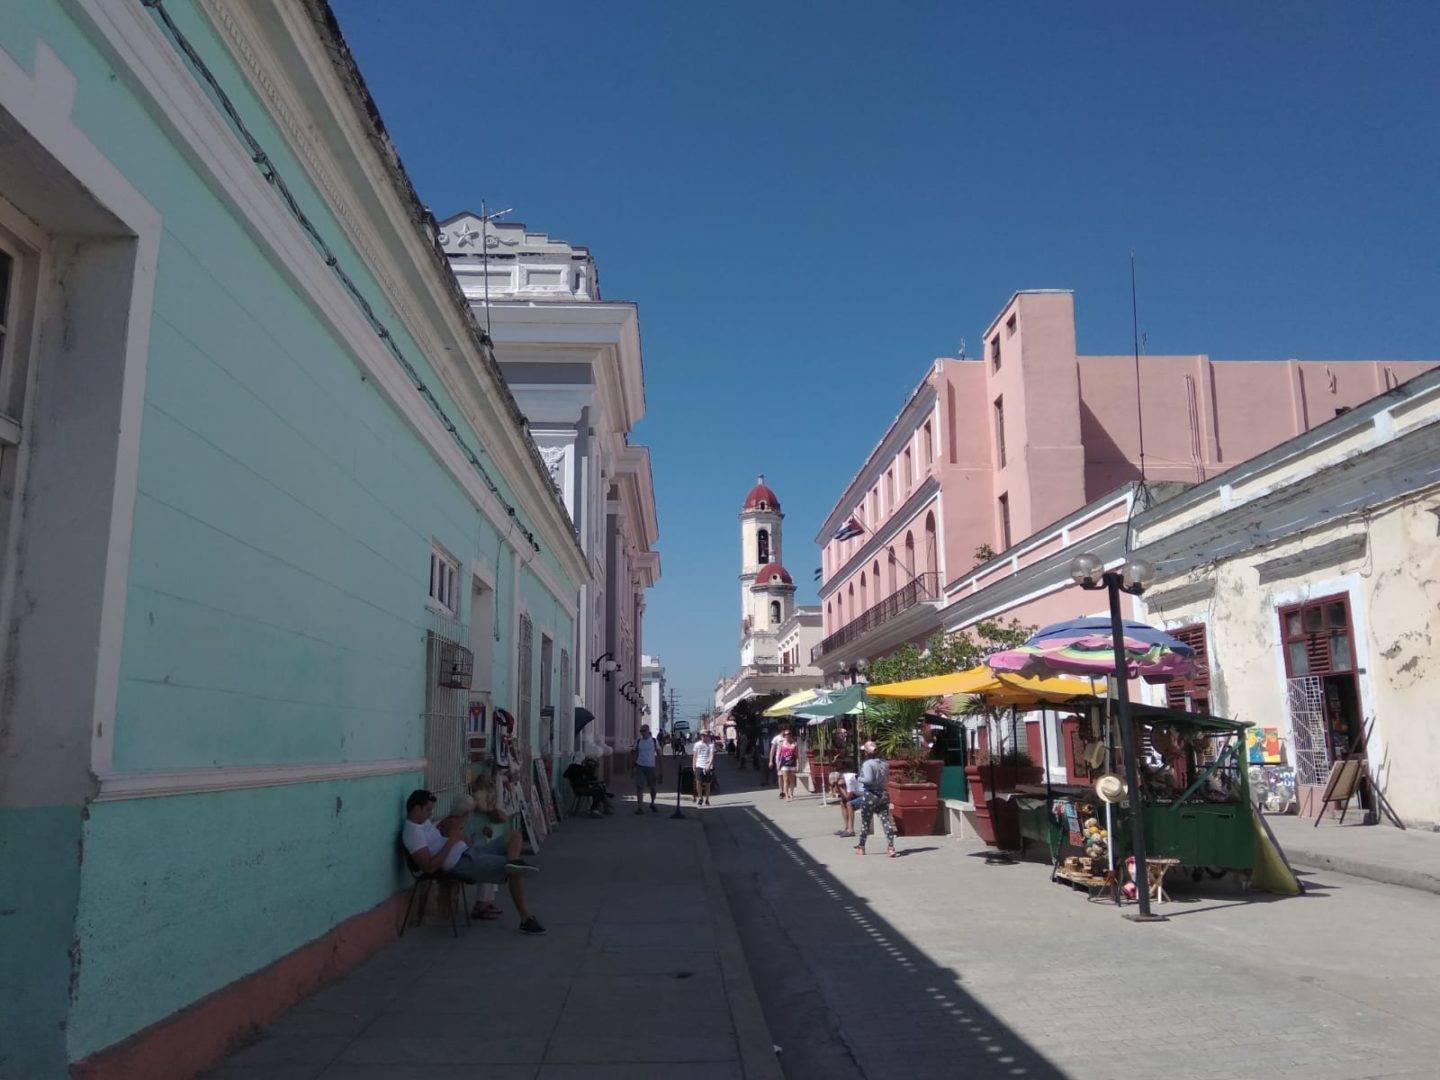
xmin=813 ymin=289 xmax=1434 ymax=677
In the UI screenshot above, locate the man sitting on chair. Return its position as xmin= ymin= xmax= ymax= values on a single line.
xmin=401 ymin=789 xmax=546 ymax=935
xmin=562 ymin=757 xmax=615 ymax=817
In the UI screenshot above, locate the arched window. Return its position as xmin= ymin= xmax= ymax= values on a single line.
xmin=757 ymin=528 xmax=770 ymax=564
xmin=859 ymin=571 xmax=868 ymax=612
xmin=887 ymin=546 xmax=897 ymax=595
xmin=904 ymin=532 xmax=916 ymax=583
xmin=770 ymin=600 xmax=782 ymax=625
xmin=826 ymin=601 xmax=832 ymax=632
xmin=847 ymin=583 xmax=855 ymax=624
xmin=924 ymin=511 xmax=938 ymax=578
xmin=872 ymin=559 xmax=882 ymax=600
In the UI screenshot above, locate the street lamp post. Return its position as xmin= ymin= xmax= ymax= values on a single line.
xmin=1069 ymin=552 xmax=1165 ymax=923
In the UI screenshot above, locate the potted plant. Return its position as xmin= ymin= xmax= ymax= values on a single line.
xmin=886 ymin=747 xmax=939 ymax=837
xmin=964 ymin=746 xmax=1039 ymax=848
xmin=806 ymin=723 xmax=833 ymax=793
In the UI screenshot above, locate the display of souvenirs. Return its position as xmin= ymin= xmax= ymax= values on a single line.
xmin=492 ymin=707 xmax=517 ymax=768
xmin=497 ymin=770 xmax=526 ymax=818
xmin=1250 ymin=765 xmax=1297 ymax=814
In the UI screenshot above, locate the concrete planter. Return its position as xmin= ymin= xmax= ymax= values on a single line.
xmin=887 ymin=780 xmax=939 ymax=837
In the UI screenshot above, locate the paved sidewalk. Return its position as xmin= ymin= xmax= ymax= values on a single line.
xmin=1264 ymin=813 xmax=1440 ymax=895
xmin=207 ymin=781 xmax=781 ymax=1079
xmin=703 ymin=755 xmax=1440 ymax=1080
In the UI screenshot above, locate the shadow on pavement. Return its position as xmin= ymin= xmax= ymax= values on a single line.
xmin=701 ymin=769 xmax=1064 ymax=1080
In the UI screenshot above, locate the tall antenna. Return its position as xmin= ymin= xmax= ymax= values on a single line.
xmin=1131 ymin=251 xmax=1147 ymax=483
xmin=479 ymin=199 xmax=513 ymax=337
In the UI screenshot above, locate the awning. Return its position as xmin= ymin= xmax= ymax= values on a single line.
xmin=866 ymin=665 xmax=1101 ymax=706
xmin=764 ymin=689 xmax=821 ymax=717
xmin=574 ymin=706 xmax=596 ymax=736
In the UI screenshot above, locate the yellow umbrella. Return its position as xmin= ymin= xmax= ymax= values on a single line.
xmin=867 ymin=665 xmax=1101 ymax=706
xmin=763 ymin=688 xmax=821 ymax=717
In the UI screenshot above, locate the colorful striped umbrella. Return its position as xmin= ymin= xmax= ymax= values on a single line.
xmin=987 ymin=617 xmax=1195 ymax=683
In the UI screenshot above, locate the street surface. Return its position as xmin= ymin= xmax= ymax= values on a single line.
xmin=706 ymin=755 xmax=1440 ymax=1080
xmin=211 ymin=754 xmax=1440 ymax=1079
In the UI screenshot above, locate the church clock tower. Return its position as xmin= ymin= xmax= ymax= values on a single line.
xmin=739 ymin=476 xmax=796 ymax=660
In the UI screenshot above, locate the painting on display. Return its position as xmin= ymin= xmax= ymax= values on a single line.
xmin=534 ymin=759 xmax=560 ymax=827
xmin=1246 ymin=727 xmax=1284 ymax=765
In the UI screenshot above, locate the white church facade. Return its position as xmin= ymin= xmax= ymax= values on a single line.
xmin=715 ymin=477 xmax=822 ymax=713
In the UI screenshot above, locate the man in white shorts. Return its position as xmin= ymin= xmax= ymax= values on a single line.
xmin=692 ymin=730 xmax=717 ymax=806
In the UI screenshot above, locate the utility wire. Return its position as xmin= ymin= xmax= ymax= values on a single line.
xmin=143 ymin=0 xmax=541 ymax=553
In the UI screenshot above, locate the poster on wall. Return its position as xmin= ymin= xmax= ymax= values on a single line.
xmin=1246 ymin=727 xmax=1284 ymax=765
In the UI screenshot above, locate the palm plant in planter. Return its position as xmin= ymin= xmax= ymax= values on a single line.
xmin=806 ymin=722 xmax=834 ymax=793
xmin=883 ymin=741 xmax=940 ymax=838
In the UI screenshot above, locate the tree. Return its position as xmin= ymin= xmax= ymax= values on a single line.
xmin=865 ymin=619 xmax=1032 ymax=687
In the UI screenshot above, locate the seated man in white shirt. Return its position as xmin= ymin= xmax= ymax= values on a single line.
xmin=401 ymin=789 xmax=545 ymax=935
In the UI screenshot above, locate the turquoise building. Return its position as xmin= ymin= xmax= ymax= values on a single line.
xmin=0 ymin=2 xmax=589 ymax=1074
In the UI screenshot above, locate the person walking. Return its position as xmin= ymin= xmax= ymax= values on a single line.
xmin=853 ymin=741 xmax=898 ymax=857
xmin=692 ymin=730 xmax=718 ymax=805
xmin=765 ymin=724 xmax=786 ymax=792
xmin=633 ymin=724 xmax=661 ymax=814
xmin=775 ymin=728 xmax=801 ymax=800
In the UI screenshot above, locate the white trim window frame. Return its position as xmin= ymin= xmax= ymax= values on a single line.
xmin=0 ymin=195 xmax=45 ymax=555
xmin=428 ymin=542 xmax=460 ymax=617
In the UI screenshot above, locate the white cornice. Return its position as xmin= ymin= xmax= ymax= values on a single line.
xmin=194 ymin=1 xmax=588 ymax=585
xmin=484 ymin=301 xmax=645 ymax=433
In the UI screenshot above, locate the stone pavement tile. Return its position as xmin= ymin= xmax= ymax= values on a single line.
xmin=333 ymin=1034 xmax=548 ymax=1066
xmin=318 ymin=1066 xmax=537 ymax=1080
xmin=537 ymin=1064 xmax=743 ymax=1080
xmin=204 ymin=1067 xmax=325 ymax=1080
xmin=259 ymin=1006 xmax=376 ymax=1040
xmin=591 ymin=919 xmax=714 ymax=950
xmin=575 ymin=946 xmax=720 ymax=977
xmin=542 ymin=1032 xmax=738 ymax=1064
xmin=218 ymin=1035 xmax=352 ymax=1069
xmin=360 ymin=1003 xmax=565 ymax=1041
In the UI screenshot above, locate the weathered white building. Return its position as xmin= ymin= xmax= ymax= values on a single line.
xmin=440 ymin=216 xmax=660 ymax=766
xmin=1132 ymin=368 xmax=1440 ymax=828
xmin=714 ymin=477 xmax=822 ymax=713
xmin=639 ymin=653 xmax=666 ymax=734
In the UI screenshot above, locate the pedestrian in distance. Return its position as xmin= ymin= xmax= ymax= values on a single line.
xmin=766 ymin=724 xmax=787 ymax=792
xmin=692 ymin=730 xmax=718 ymax=805
xmin=853 ymin=741 xmax=898 ymax=857
xmin=775 ymin=727 xmax=801 ymax=800
xmin=634 ymin=724 xmax=661 ymax=814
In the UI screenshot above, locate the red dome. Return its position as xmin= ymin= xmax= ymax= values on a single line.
xmin=743 ymin=476 xmax=781 ymax=512
xmin=755 ymin=563 xmax=793 ymax=586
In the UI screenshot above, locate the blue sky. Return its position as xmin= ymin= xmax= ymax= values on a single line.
xmin=331 ymin=0 xmax=1439 ymax=719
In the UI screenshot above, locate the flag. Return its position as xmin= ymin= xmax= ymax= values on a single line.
xmin=833 ymin=518 xmax=864 ymax=542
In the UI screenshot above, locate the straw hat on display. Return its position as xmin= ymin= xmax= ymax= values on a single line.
xmin=1094 ymin=773 xmax=1127 ymax=804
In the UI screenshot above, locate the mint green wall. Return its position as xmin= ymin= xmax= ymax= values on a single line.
xmin=69 ymin=773 xmax=417 ymax=1058
xmin=1 ymin=2 xmax=578 ymax=1067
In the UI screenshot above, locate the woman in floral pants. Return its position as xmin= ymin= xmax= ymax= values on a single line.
xmin=854 ymin=742 xmax=898 ymax=857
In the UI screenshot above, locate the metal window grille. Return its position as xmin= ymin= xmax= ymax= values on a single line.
xmin=423 ymin=628 xmax=472 ymax=802
xmin=1287 ymin=675 xmax=1330 ymax=786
